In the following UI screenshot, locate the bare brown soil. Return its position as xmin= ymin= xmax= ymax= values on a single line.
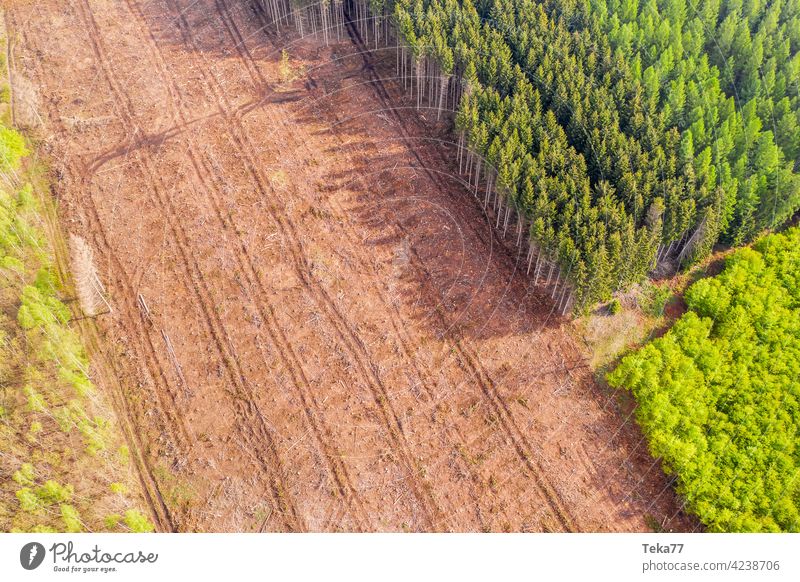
xmin=7 ymin=0 xmax=696 ymax=532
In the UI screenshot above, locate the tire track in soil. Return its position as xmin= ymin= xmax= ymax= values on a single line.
xmin=197 ymin=152 xmax=371 ymax=529
xmin=238 ymin=1 xmax=561 ymax=531
xmin=122 ymin=0 xmax=371 ymax=531
xmin=215 ymin=0 xmax=459 ymax=530
xmin=166 ymin=0 xmax=444 ymax=530
xmin=209 ymin=0 xmax=440 ymax=530
xmin=75 ymin=0 xmax=305 ymax=532
xmin=241 ymin=4 xmax=567 ymax=529
xmin=397 ymin=220 xmax=575 ymax=532
xmin=244 ymin=50 xmax=496 ymax=532
xmin=9 ymin=7 xmax=178 ymax=532
xmin=77 ymin=302 xmax=178 ymax=532
xmin=65 ymin=155 xmax=179 ymax=532
xmin=68 ymin=0 xmax=194 ymax=454
xmin=228 ymin=12 xmax=499 ymax=530
xmin=341 ymin=10 xmax=576 ymax=532
xmin=219 ymin=0 xmax=463 ymax=532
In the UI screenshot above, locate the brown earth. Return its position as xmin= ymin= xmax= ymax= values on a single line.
xmin=6 ymin=0 xmax=696 ymax=532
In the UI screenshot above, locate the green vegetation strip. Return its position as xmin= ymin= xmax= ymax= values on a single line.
xmin=608 ymin=227 xmax=800 ymax=532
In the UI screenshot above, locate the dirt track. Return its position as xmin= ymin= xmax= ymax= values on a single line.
xmin=7 ymin=0 xmax=695 ymax=531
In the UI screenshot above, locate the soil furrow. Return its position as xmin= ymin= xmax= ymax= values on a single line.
xmin=166 ymin=0 xmax=443 ymax=529
xmin=43 ymin=1 xmax=197 ymax=460
xmin=232 ymin=2 xmax=574 ymax=530
xmin=76 ymin=0 xmax=305 ymax=532
xmin=395 ymin=220 xmax=575 ymax=531
xmin=244 ymin=49 xmax=499 ymax=531
xmin=122 ymin=0 xmax=370 ymax=530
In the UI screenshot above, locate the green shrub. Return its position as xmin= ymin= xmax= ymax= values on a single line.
xmin=12 ymin=463 xmax=35 ymax=486
xmin=59 ymin=367 xmax=94 ymax=397
xmin=78 ymin=417 xmax=107 ymax=455
xmin=104 ymin=514 xmax=122 ymax=529
xmin=24 ymin=385 xmax=47 ymax=413
xmin=60 ymin=504 xmax=82 ymax=532
xmin=36 ymin=480 xmax=73 ymax=505
xmin=608 ymin=299 xmax=622 ymax=315
xmin=123 ymin=510 xmax=154 ymax=533
xmin=16 ymin=488 xmax=43 ymax=513
xmin=2 ymin=255 xmax=23 ymax=273
xmin=17 ymin=304 xmax=36 ymax=329
xmin=53 ymin=405 xmax=75 ymax=432
xmin=0 ymin=126 xmax=28 ymax=172
xmin=16 ymin=183 xmax=36 ymax=210
xmin=118 ymin=445 xmax=130 ymax=465
xmin=26 ymin=420 xmax=42 ymax=441
xmin=34 ymin=267 xmax=57 ymax=294
xmin=110 ymin=482 xmax=128 ymax=495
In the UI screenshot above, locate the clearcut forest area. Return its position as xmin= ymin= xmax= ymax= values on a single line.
xmin=1 ymin=0 xmax=797 ymax=533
